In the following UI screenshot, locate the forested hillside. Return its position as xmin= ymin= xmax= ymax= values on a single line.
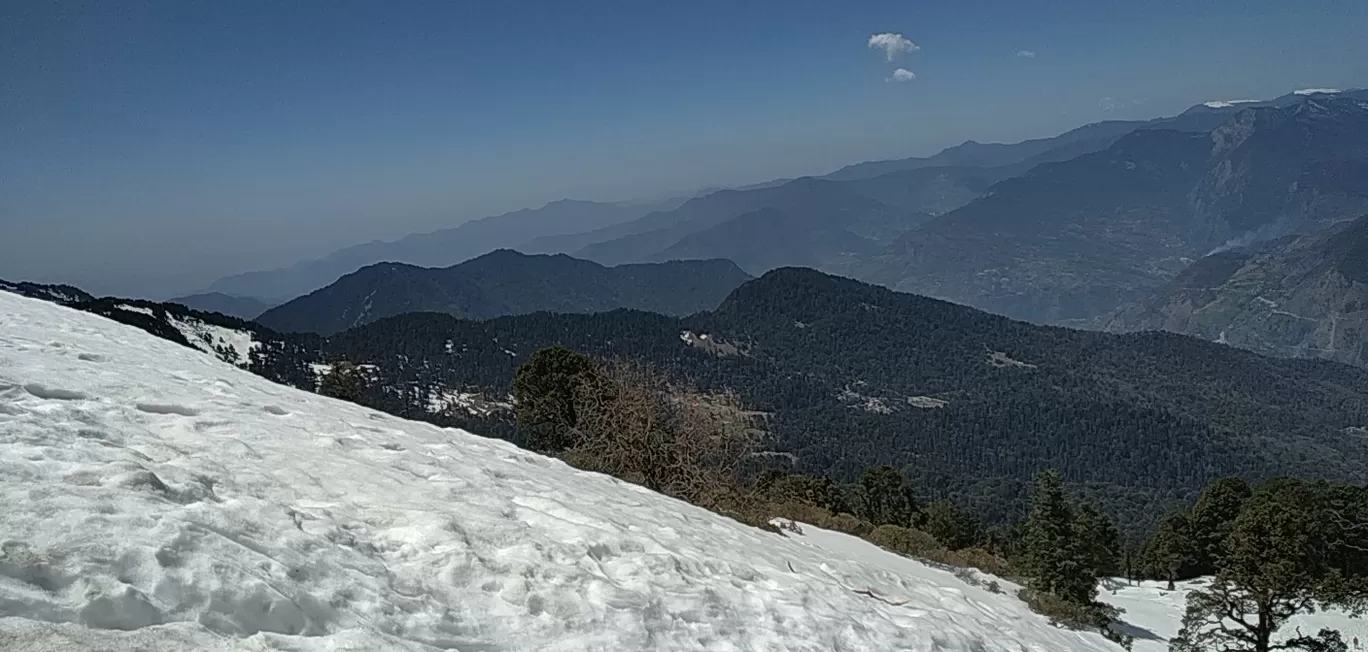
xmin=273 ymin=270 xmax=1368 ymax=535
xmin=10 ymin=269 xmax=1368 ymax=536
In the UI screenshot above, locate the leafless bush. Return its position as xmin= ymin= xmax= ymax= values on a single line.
xmin=568 ymin=360 xmax=761 ymax=505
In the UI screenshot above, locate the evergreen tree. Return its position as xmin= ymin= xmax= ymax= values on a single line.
xmin=1187 ymin=476 xmax=1252 ymax=575
xmin=1170 ymin=479 xmax=1368 ymax=652
xmin=921 ymin=500 xmax=981 ymax=551
xmin=319 ymin=361 xmax=366 ymax=403
xmin=856 ymin=466 xmax=918 ymax=528
xmin=512 ymin=346 xmax=600 ymax=453
xmin=1074 ymin=501 xmax=1121 ymax=578
xmin=1145 ymin=509 xmax=1197 ymax=591
xmin=1022 ymin=470 xmax=1095 ymax=605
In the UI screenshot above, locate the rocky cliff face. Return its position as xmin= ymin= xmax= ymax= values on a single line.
xmin=1106 ymin=216 xmax=1368 ymax=367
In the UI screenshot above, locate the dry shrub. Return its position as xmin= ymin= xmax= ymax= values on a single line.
xmin=823 ymin=513 xmax=876 ymax=538
xmin=869 ymin=524 xmax=945 ymax=558
xmin=938 ymin=547 xmax=1013 ymax=577
xmin=568 ymin=360 xmax=761 ymax=506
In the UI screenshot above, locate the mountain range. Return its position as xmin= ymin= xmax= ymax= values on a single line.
xmin=168 ymin=292 xmax=276 ymax=320
xmin=11 ymin=266 xmax=1368 ymax=535
xmin=254 ymin=250 xmax=752 ymax=335
xmin=1107 ymin=215 xmax=1368 ymax=367
xmin=849 ymin=94 xmax=1368 ymax=324
xmin=206 ymin=197 xmax=690 ymax=302
xmin=195 ymin=91 xmax=1307 ymax=306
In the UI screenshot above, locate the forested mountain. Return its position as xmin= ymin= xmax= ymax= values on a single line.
xmin=10 ymin=267 xmax=1368 ymax=534
xmin=254 ymin=250 xmax=752 ymax=335
xmin=168 ymin=292 xmax=276 ymax=320
xmin=1107 ymin=215 xmax=1368 ymax=367
xmin=205 ymin=198 xmax=686 ymax=302
xmin=849 ymin=95 xmax=1368 ymax=325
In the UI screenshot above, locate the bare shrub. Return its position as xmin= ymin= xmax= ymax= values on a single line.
xmin=568 ymin=360 xmax=761 ymax=505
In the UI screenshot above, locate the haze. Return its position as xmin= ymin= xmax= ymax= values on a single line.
xmin=3 ymin=0 xmax=1366 ymax=298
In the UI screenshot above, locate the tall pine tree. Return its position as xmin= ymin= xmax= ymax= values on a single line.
xmin=1022 ymin=470 xmax=1095 ymax=605
xmin=1187 ymin=476 xmax=1252 ymax=575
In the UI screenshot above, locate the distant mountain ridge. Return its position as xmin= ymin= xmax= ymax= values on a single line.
xmin=194 ymin=87 xmax=1366 ymax=314
xmin=254 ymin=250 xmax=753 ymax=335
xmin=206 ymin=197 xmax=688 ymax=302
xmin=169 ymin=292 xmax=275 ymax=320
xmin=1106 ymin=215 xmax=1368 ymax=367
xmin=847 ymin=94 xmax=1368 ymax=325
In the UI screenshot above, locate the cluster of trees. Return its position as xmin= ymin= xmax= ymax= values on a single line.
xmin=1140 ymin=477 xmax=1368 ymax=652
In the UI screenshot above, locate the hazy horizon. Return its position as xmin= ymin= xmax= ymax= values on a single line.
xmin=4 ymin=0 xmax=1367 ymax=298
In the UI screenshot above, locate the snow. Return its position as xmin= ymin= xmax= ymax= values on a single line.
xmin=0 ymin=291 xmax=1122 ymax=651
xmin=1098 ymin=579 xmax=1368 ymax=652
xmin=1294 ymin=88 xmax=1342 ymax=95
xmin=118 ymin=304 xmax=157 ymax=316
xmin=167 ymin=315 xmax=258 ymax=367
xmin=1202 ymin=99 xmax=1258 ymax=108
xmin=426 ymin=389 xmax=513 ymax=417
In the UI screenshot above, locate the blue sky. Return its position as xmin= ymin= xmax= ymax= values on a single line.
xmin=2 ymin=0 xmax=1366 ymax=296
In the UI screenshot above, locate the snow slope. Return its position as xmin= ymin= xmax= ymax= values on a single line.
xmin=0 ymin=291 xmax=1120 ymax=651
xmin=1100 ymin=579 xmax=1368 ymax=652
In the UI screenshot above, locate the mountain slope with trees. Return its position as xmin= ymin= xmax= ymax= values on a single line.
xmin=262 ymin=268 xmax=1368 ymax=536
xmin=11 ymin=266 xmax=1368 ymax=540
xmin=1107 ymin=215 xmax=1368 ymax=367
xmin=850 ymin=95 xmax=1368 ymax=325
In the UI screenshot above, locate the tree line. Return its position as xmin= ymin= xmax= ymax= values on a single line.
xmin=501 ymin=344 xmax=1368 ymax=652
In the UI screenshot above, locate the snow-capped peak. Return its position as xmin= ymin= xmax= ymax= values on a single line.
xmin=1202 ymin=99 xmax=1259 ymax=108
xmin=0 ymin=290 xmax=1121 ymax=650
xmin=1294 ymin=87 xmax=1342 ymax=95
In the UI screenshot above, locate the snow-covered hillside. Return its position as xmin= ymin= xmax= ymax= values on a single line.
xmin=0 ymin=290 xmax=1124 ymax=651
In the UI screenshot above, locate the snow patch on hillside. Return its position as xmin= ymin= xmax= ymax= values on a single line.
xmin=0 ymin=291 xmax=1121 ymax=651
xmin=427 ymin=389 xmax=514 ymax=417
xmin=167 ymin=315 xmax=258 ymax=367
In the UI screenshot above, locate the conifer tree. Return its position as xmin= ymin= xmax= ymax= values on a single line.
xmin=1187 ymin=476 xmax=1252 ymax=575
xmin=1022 ymin=470 xmax=1095 ymax=604
xmin=922 ymin=500 xmax=981 ymax=551
xmin=856 ymin=466 xmax=918 ymax=528
xmin=1074 ymin=501 xmax=1121 ymax=578
xmin=319 ymin=361 xmax=366 ymax=403
xmin=1145 ymin=509 xmax=1197 ymax=591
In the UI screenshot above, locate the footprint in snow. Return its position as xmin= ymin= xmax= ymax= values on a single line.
xmin=263 ymin=405 xmax=289 ymax=416
xmin=77 ymin=352 xmax=108 ymax=363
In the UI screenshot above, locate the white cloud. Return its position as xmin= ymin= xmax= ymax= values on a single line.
xmin=1099 ymin=96 xmax=1121 ymax=112
xmin=1015 ymin=50 xmax=1036 ymax=58
xmin=886 ymin=68 xmax=916 ymax=83
xmin=868 ymin=33 xmax=919 ymax=61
